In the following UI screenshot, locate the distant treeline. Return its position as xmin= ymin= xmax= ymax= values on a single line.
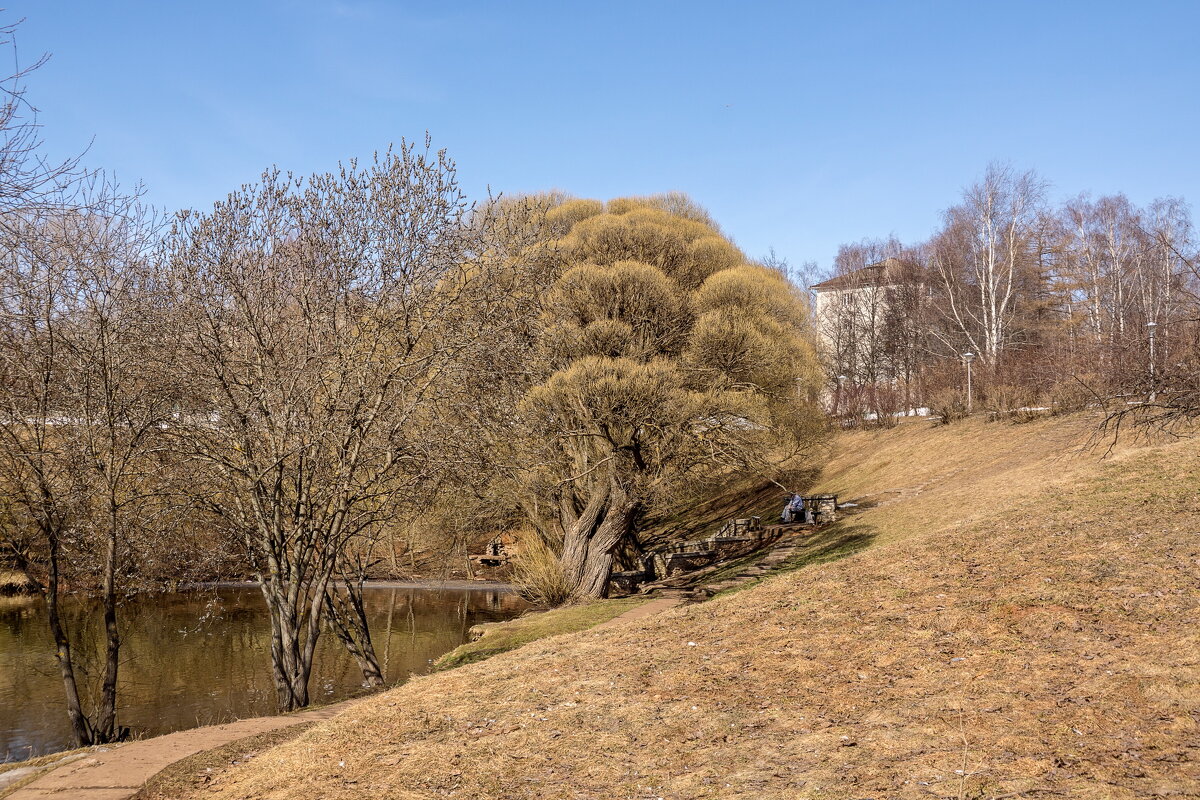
xmin=814 ymin=163 xmax=1198 ymax=423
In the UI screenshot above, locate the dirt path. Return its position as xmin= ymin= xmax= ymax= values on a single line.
xmin=4 ymin=700 xmax=357 ymax=800
xmin=594 ymin=596 xmax=680 ymax=629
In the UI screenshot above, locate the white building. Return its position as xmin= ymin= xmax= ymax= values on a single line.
xmin=810 ymin=258 xmax=927 ymax=416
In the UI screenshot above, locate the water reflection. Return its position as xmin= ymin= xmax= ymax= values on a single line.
xmin=0 ymin=586 xmax=526 ymax=761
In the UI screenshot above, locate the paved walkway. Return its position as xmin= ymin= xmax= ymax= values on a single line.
xmin=594 ymin=596 xmax=680 ymax=629
xmin=4 ymin=700 xmax=356 ymax=800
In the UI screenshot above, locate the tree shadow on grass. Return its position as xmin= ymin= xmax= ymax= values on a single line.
xmin=638 ymin=468 xmax=823 ymax=549
xmin=711 ymin=522 xmax=877 ymax=598
xmin=777 ymin=522 xmax=877 ymax=575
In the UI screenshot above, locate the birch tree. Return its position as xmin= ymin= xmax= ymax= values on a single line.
xmin=931 ymin=163 xmax=1045 ymax=366
xmin=1059 ymin=194 xmax=1195 ymax=393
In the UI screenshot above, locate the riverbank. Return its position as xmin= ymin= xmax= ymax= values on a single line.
xmin=0 ymin=576 xmax=513 ymax=601
xmin=434 ymin=596 xmax=652 ymax=670
xmin=163 ymin=414 xmax=1200 ymax=799
xmin=1 ymin=596 xmax=683 ymax=800
xmin=0 ymin=572 xmax=38 ymax=597
xmin=1 ymin=584 xmax=526 ymax=762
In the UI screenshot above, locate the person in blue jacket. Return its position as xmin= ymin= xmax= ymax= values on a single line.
xmin=781 ymin=494 xmax=805 ymax=523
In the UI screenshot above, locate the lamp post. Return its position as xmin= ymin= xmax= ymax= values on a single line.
xmin=1147 ymin=321 xmax=1158 ymax=403
xmin=962 ymin=352 xmax=975 ymax=414
xmin=836 ymin=375 xmax=847 ymax=416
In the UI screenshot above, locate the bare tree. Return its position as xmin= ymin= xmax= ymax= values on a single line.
xmin=818 ymin=164 xmax=1198 ymax=422
xmin=811 ymin=238 xmax=930 ymax=421
xmin=0 ymin=184 xmax=166 ymax=745
xmin=0 ymin=19 xmax=171 ymax=747
xmin=931 ymin=163 xmax=1046 ymax=367
xmin=164 ymin=143 xmax=491 ymax=710
xmin=0 ymin=21 xmax=89 ymax=221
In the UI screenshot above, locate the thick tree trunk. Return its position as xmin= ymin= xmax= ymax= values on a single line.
xmin=560 ymin=479 xmax=639 ymax=599
xmin=576 ymin=496 xmax=638 ymax=598
xmin=261 ymin=573 xmax=326 ymax=712
xmin=559 ymin=481 xmax=610 ymax=587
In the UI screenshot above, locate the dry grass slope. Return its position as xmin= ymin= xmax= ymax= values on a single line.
xmin=179 ymin=413 xmax=1200 ymax=799
xmin=433 ymin=597 xmax=648 ymax=671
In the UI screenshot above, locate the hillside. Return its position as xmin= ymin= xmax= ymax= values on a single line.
xmin=170 ymin=413 xmax=1200 ymax=799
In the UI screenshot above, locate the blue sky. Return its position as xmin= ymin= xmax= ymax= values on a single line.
xmin=7 ymin=1 xmax=1199 ymax=271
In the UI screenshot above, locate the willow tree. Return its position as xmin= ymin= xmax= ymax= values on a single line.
xmin=165 ymin=143 xmax=488 ymax=710
xmin=518 ymin=197 xmax=823 ymax=597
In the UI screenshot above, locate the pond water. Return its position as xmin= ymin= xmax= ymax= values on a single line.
xmin=0 ymin=585 xmax=527 ymax=762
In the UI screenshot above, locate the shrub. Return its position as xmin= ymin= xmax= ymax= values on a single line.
xmin=509 ymin=528 xmax=574 ymax=608
xmin=1049 ymin=377 xmax=1101 ymax=415
xmin=867 ymin=384 xmax=903 ymax=428
xmin=981 ymin=382 xmax=1037 ymax=417
xmin=928 ymin=388 xmax=969 ymax=425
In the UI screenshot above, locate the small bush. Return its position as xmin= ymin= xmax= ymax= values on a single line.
xmin=1049 ymin=377 xmax=1101 ymax=415
xmin=982 ymin=382 xmax=1037 ymax=418
xmin=509 ymin=529 xmax=574 ymax=608
xmin=927 ymin=388 xmax=969 ymax=425
xmin=867 ymin=384 xmax=903 ymax=428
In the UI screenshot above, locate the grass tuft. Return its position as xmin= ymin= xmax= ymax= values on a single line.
xmin=508 ymin=529 xmax=575 ymax=607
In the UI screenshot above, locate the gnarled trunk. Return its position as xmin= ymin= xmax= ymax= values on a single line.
xmin=560 ymin=479 xmax=639 ymax=599
xmin=559 ymin=481 xmax=609 ymax=587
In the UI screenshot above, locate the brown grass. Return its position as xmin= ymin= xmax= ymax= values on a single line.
xmin=165 ymin=412 xmax=1200 ymax=799
xmin=433 ymin=597 xmax=647 ymax=671
xmin=809 ymin=413 xmax=1120 ymax=547
xmin=131 ymin=725 xmax=315 ymax=800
